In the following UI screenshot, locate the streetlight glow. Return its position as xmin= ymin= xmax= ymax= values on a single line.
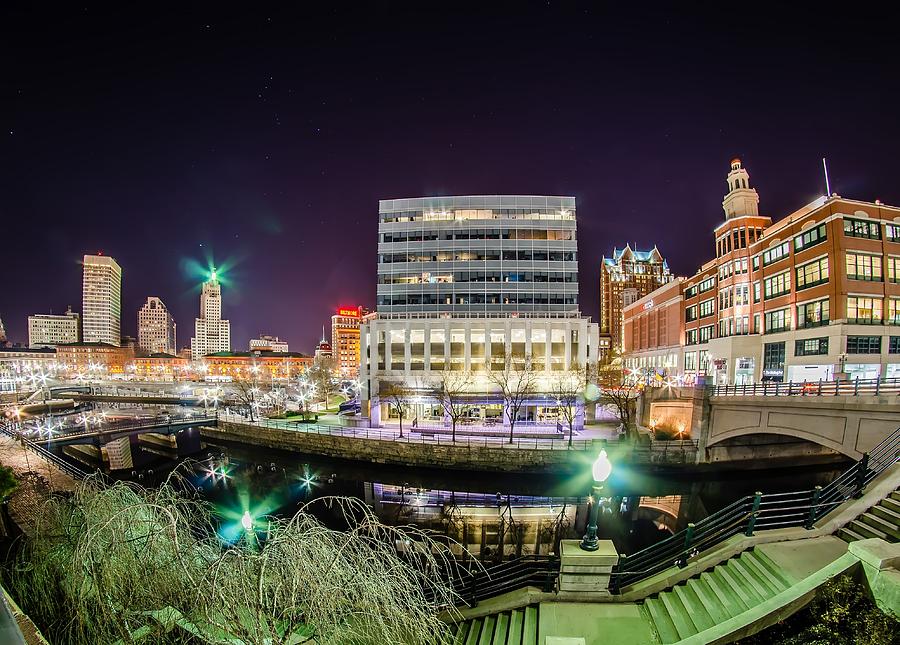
xmin=240 ymin=511 xmax=253 ymax=531
xmin=591 ymin=450 xmax=612 ymax=483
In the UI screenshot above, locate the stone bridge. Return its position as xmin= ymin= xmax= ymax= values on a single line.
xmin=639 ymin=387 xmax=900 ymax=464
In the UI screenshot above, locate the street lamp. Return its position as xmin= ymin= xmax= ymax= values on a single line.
xmin=580 ymin=450 xmax=613 ymax=551
xmin=241 ymin=510 xmax=253 ymax=532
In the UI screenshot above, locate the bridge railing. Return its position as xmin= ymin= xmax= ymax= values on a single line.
xmin=0 ymin=422 xmax=91 ymax=480
xmin=711 ymin=377 xmax=900 ymax=397
xmin=219 ymin=413 xmax=601 ymax=451
xmin=608 ymin=426 xmax=900 ymax=593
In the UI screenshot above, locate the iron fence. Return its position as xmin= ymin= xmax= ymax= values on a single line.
xmin=712 ymin=377 xmax=900 ymax=397
xmin=221 ymin=414 xmax=600 ymax=451
xmin=608 ymin=426 xmax=900 ymax=593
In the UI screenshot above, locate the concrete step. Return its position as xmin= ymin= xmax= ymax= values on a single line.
xmin=644 ymin=597 xmax=680 ymax=644
xmin=522 ymin=606 xmax=537 ymax=645
xmin=870 ymin=504 xmax=900 ymax=530
xmin=690 ymin=575 xmax=734 ymax=624
xmin=465 ymin=617 xmax=483 ymax=645
xmin=454 ymin=621 xmax=470 ymax=645
xmin=740 ymin=551 xmax=787 ymax=595
xmin=849 ymin=518 xmax=889 ymax=541
xmin=507 ymin=608 xmax=524 ymax=645
xmin=492 ymin=612 xmax=509 ymax=645
xmin=715 ymin=565 xmax=758 ymax=610
xmin=703 ymin=570 xmax=749 ymax=616
xmin=882 ymin=496 xmax=900 ymax=514
xmin=859 ymin=511 xmax=900 ymax=542
xmin=838 ymin=526 xmax=866 ymax=543
xmin=727 ymin=559 xmax=768 ymax=604
xmin=659 ymin=587 xmax=699 ymax=640
xmin=749 ymin=548 xmax=793 ymax=588
xmin=891 ymin=490 xmax=900 ymax=503
xmin=675 ymin=583 xmax=714 ymax=632
xmin=478 ymin=615 xmax=496 ymax=645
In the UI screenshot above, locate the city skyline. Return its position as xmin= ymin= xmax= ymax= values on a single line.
xmin=2 ymin=6 xmax=899 ymax=351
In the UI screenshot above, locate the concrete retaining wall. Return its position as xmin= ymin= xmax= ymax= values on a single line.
xmin=202 ymin=421 xmax=594 ymax=473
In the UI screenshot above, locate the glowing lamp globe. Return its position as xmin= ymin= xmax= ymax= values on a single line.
xmin=241 ymin=511 xmax=253 ymax=531
xmin=591 ymin=450 xmax=612 ymax=484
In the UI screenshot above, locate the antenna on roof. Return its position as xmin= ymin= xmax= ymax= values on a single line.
xmin=822 ymin=157 xmax=831 ymax=197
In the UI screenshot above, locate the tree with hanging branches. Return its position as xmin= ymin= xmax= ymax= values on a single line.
xmin=8 ymin=474 xmax=463 ymax=645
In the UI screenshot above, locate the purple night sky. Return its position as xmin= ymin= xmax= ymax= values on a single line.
xmin=2 ymin=6 xmax=898 ymax=352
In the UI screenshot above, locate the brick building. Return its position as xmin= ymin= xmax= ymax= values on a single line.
xmin=623 ymin=159 xmax=900 ymax=384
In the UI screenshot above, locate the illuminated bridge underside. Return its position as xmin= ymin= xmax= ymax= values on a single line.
xmin=706 ymin=396 xmax=900 ymax=460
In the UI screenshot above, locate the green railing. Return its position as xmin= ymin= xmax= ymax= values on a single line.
xmin=609 ymin=427 xmax=900 ymax=592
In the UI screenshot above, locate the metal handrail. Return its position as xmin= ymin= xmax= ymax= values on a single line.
xmin=711 ymin=377 xmax=900 ymax=398
xmin=609 ymin=427 xmax=900 ymax=593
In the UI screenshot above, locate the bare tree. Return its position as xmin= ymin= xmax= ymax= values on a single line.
xmin=434 ymin=369 xmax=470 ymax=442
xmin=308 ymin=357 xmax=337 ymax=410
xmin=378 ymin=380 xmax=411 ymax=437
xmin=550 ymin=363 xmax=593 ymax=447
xmin=488 ymin=357 xmax=537 ymax=444
xmin=599 ymin=375 xmax=641 ymax=442
xmin=231 ymin=379 xmax=262 ymax=422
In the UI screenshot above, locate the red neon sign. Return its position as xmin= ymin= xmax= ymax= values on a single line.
xmin=337 ymin=306 xmax=360 ymax=317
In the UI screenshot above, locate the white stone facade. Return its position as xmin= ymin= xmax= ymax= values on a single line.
xmin=191 ymin=273 xmax=231 ymax=360
xmin=138 ymin=297 xmax=176 ymax=355
xmin=28 ymin=308 xmax=80 ymax=348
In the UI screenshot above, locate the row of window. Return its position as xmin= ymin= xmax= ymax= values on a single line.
xmin=378 ymin=271 xmax=577 ymax=285
xmin=675 ymin=335 xmax=900 ymax=376
xmin=718 ymin=257 xmax=749 ymax=280
xmin=379 ymin=250 xmax=577 ymax=263
xmin=381 ymin=228 xmax=575 ymax=243
xmin=377 ymin=294 xmax=578 ymax=306
xmin=685 ymin=295 xmax=900 ymax=340
xmin=380 ymin=208 xmax=576 ymax=223
xmin=716 ymin=226 xmax=764 ymax=257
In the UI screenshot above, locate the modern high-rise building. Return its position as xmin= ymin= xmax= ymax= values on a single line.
xmin=249 ymin=335 xmax=289 ymax=352
xmin=361 ymin=195 xmax=599 ymax=428
xmin=332 ymin=306 xmax=371 ymax=378
xmin=623 ymin=158 xmax=900 ymax=385
xmin=138 ymin=297 xmax=176 ymax=355
xmin=82 ymin=254 xmax=122 ymax=346
xmin=0 ymin=315 xmax=7 ymax=345
xmin=190 ymin=268 xmax=231 ymax=360
xmin=600 ymin=245 xmax=672 ymax=355
xmin=28 ymin=306 xmax=80 ymax=348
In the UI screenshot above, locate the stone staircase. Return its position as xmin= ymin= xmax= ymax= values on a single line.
xmin=453 ymin=605 xmax=539 ymax=645
xmin=641 ymin=548 xmax=792 ymax=644
xmin=838 ymin=488 xmax=900 ymax=544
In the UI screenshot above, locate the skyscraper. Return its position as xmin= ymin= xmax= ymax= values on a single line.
xmin=331 ymin=306 xmax=371 ymax=378
xmin=599 ymin=245 xmax=672 ymax=355
xmin=82 ymin=254 xmax=122 ymax=346
xmin=138 ymin=297 xmax=176 ymax=355
xmin=190 ymin=268 xmax=231 ymax=360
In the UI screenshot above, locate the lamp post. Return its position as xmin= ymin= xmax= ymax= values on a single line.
xmin=580 ymin=449 xmax=613 ymax=551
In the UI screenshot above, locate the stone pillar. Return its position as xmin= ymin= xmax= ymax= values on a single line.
xmin=558 ymin=539 xmax=619 ymax=595
xmin=370 ymin=398 xmax=381 ymax=427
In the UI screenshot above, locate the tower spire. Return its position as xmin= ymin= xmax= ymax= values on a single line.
xmin=722 ymin=158 xmax=760 ymax=219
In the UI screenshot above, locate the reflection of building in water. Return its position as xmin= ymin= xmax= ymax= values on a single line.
xmin=366 ymin=483 xmax=581 ymax=561
xmin=103 ymin=436 xmax=134 ymax=470
xmin=637 ymin=495 xmax=683 ymax=533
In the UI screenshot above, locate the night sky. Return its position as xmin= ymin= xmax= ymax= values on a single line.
xmin=2 ymin=5 xmax=898 ymax=352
